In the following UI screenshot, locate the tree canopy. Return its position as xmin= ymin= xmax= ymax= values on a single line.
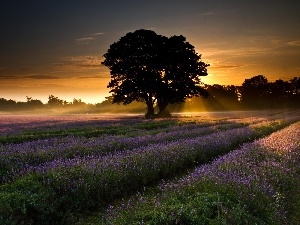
xmin=102 ymin=29 xmax=209 ymax=117
xmin=240 ymin=75 xmax=300 ymax=109
xmin=241 ymin=75 xmax=269 ymax=108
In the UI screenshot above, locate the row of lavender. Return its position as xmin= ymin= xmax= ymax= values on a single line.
xmin=0 ymin=118 xmax=261 ymax=184
xmin=0 ymin=110 xmax=290 ymax=136
xmin=100 ymin=121 xmax=300 ymax=224
xmin=0 ymin=114 xmax=128 ymax=135
xmin=0 ymin=116 xmax=288 ymax=185
xmin=0 ymin=113 xmax=299 ymax=224
xmin=0 ymin=113 xmax=234 ymax=137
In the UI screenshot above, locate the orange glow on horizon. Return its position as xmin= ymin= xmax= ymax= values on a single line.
xmin=0 ymin=77 xmax=110 ymax=104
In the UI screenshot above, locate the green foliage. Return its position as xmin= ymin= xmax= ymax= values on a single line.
xmin=0 ymin=175 xmax=58 ymax=224
xmin=106 ymin=181 xmax=277 ymax=225
xmin=251 ymin=120 xmax=287 ymax=137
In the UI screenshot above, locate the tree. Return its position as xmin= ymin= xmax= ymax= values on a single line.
xmin=26 ymin=96 xmax=43 ymax=108
xmin=102 ymin=29 xmax=209 ymax=117
xmin=289 ymin=77 xmax=300 ymax=107
xmin=240 ymin=75 xmax=269 ymax=108
xmin=72 ymin=98 xmax=85 ymax=106
xmin=0 ymin=98 xmax=17 ymax=110
xmin=268 ymin=80 xmax=290 ymax=108
xmin=47 ymin=95 xmax=64 ymax=106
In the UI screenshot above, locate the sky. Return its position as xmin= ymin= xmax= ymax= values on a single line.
xmin=1 ymin=0 xmax=300 ymax=104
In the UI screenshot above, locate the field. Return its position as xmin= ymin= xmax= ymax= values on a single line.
xmin=0 ymin=110 xmax=299 ymax=224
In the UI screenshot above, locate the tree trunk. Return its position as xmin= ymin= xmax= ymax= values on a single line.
xmin=145 ymin=101 xmax=155 ymax=118
xmin=157 ymin=98 xmax=170 ymax=117
xmin=144 ymin=92 xmax=156 ymax=118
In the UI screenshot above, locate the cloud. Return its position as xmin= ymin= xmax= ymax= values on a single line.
xmin=247 ymin=36 xmax=300 ymax=49
xmin=77 ymin=75 xmax=109 ymax=79
xmin=23 ymin=75 xmax=60 ymax=79
xmin=0 ymin=74 xmax=60 ymax=80
xmin=270 ymin=39 xmax=283 ymax=46
xmin=76 ymin=32 xmax=104 ymax=44
xmin=198 ymin=12 xmax=214 ymax=16
xmin=287 ymin=40 xmax=300 ymax=47
xmin=212 ymin=64 xmax=245 ymax=69
xmin=57 ymin=55 xmax=103 ymax=71
xmin=67 ymin=56 xmax=102 ymax=68
xmin=92 ymin=32 xmax=104 ymax=36
xmin=203 ymin=45 xmax=274 ymax=58
xmin=0 ymin=75 xmax=19 ymax=79
xmin=76 ymin=37 xmax=97 ymax=44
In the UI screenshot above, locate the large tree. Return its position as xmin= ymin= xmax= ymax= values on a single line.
xmin=102 ymin=29 xmax=209 ymax=117
xmin=240 ymin=75 xmax=269 ymax=108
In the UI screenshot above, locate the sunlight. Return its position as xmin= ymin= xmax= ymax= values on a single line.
xmin=202 ymin=72 xmax=218 ymax=85
xmin=177 ymin=97 xmax=210 ymax=113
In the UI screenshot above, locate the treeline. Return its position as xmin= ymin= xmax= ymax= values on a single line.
xmin=239 ymin=75 xmax=299 ymax=109
xmin=180 ymin=75 xmax=300 ymax=111
xmin=1 ymin=75 xmax=299 ymax=113
xmin=0 ymin=95 xmax=91 ymax=113
xmin=0 ymin=95 xmax=146 ymax=113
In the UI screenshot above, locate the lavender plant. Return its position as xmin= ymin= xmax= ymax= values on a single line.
xmin=101 ymin=122 xmax=300 ymax=225
xmin=0 ymin=120 xmax=246 ymax=183
xmin=1 ymin=116 xmax=298 ymax=224
xmin=0 ymin=111 xmax=299 ymax=224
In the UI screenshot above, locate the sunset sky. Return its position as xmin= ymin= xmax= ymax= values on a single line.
xmin=1 ymin=1 xmax=300 ymax=104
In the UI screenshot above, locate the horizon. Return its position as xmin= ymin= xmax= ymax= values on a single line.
xmin=1 ymin=1 xmax=300 ymax=104
xmin=1 ymin=74 xmax=298 ymax=105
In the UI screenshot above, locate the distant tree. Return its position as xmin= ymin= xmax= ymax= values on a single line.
xmin=207 ymin=85 xmax=239 ymax=101
xmin=26 ymin=96 xmax=33 ymax=102
xmin=267 ymin=80 xmax=290 ymax=108
xmin=0 ymin=98 xmax=17 ymax=110
xmin=63 ymin=100 xmax=70 ymax=106
xmin=289 ymin=77 xmax=300 ymax=107
xmin=290 ymin=77 xmax=300 ymax=95
xmin=240 ymin=75 xmax=269 ymax=108
xmin=72 ymin=98 xmax=85 ymax=106
xmin=48 ymin=95 xmax=64 ymax=106
xmin=97 ymin=96 xmax=113 ymax=107
xmin=26 ymin=96 xmax=43 ymax=108
xmin=102 ymin=29 xmax=209 ymax=117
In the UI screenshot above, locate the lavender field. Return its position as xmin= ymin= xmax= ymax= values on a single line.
xmin=0 ymin=110 xmax=299 ymax=224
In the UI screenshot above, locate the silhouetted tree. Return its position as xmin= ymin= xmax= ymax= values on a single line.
xmin=97 ymin=96 xmax=113 ymax=107
xmin=290 ymin=77 xmax=300 ymax=94
xmin=72 ymin=98 xmax=85 ymax=106
xmin=267 ymin=80 xmax=290 ymax=108
xmin=102 ymin=29 xmax=209 ymax=117
xmin=0 ymin=98 xmax=17 ymax=110
xmin=240 ymin=75 xmax=269 ymax=108
xmin=26 ymin=96 xmax=43 ymax=108
xmin=289 ymin=77 xmax=300 ymax=107
xmin=48 ymin=95 xmax=64 ymax=106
